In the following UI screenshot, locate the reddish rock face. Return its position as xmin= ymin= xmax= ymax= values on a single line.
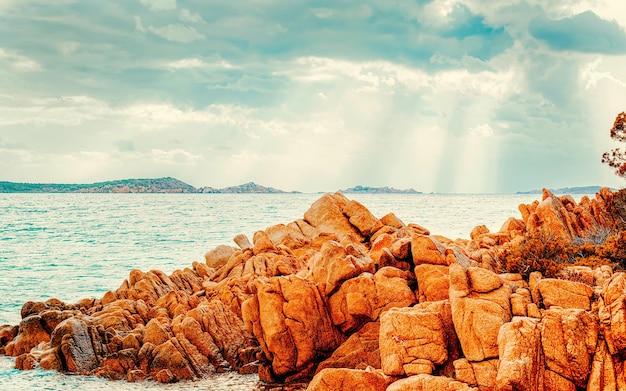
xmin=3 ymin=189 xmax=626 ymax=389
xmin=379 ymin=306 xmax=448 ymax=376
xmin=308 ymin=368 xmax=392 ymax=391
xmin=496 ymin=317 xmax=543 ymax=391
xmin=449 ymin=264 xmax=512 ymax=362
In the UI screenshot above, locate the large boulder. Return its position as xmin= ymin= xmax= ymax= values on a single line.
xmin=316 ymin=322 xmax=381 ymax=372
xmin=4 ymin=314 xmax=51 ymax=356
xmin=204 ymin=245 xmax=236 ymax=269
xmin=599 ymin=272 xmax=626 ymax=356
xmin=245 ymin=275 xmax=344 ymax=380
xmin=306 ymin=240 xmax=375 ymax=297
xmin=496 ymin=317 xmax=543 ymax=391
xmin=327 ymin=267 xmax=416 ymax=334
xmin=387 ymin=374 xmax=477 ymax=391
xmin=540 ymin=308 xmax=598 ymax=387
xmin=537 ymin=278 xmax=593 ymax=310
xmin=50 ymin=317 xmax=102 ymax=374
xmin=307 ymin=368 xmax=391 ymax=391
xmin=379 ymin=306 xmax=448 ymax=376
xmin=449 ymin=264 xmax=512 ymax=361
xmin=343 ymin=199 xmax=383 ymax=237
xmin=411 ymin=235 xmax=447 ymax=266
xmin=453 ymin=358 xmax=499 ymax=391
xmin=414 ymin=264 xmax=450 ymax=302
xmin=303 ymin=193 xmax=361 ymax=240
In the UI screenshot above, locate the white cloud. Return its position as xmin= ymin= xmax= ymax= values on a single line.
xmin=287 ymin=56 xmax=518 ymax=99
xmin=0 ymin=48 xmax=42 ymax=72
xmin=178 ymin=8 xmax=203 ymax=23
xmin=312 ymin=8 xmax=333 ymax=19
xmin=165 ymin=58 xmax=205 ymax=69
xmin=135 ymin=16 xmax=205 ymax=43
xmin=469 ymin=123 xmax=495 ymax=137
xmin=139 ymin=0 xmax=176 ymax=12
xmin=161 ymin=57 xmax=234 ymax=70
xmin=581 ymin=58 xmax=626 ymax=90
xmin=151 ymin=148 xmax=202 ymax=165
xmin=56 ymin=41 xmax=79 ymax=56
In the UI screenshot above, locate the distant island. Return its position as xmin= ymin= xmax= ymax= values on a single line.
xmin=340 ymin=185 xmax=422 ymax=194
xmin=199 ymin=182 xmax=300 ymax=194
xmin=516 ymin=186 xmax=613 ymax=195
xmin=0 ymin=178 xmax=299 ymax=194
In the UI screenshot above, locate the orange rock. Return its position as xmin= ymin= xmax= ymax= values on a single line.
xmin=249 ymin=275 xmax=344 ymax=379
xmin=252 ymin=230 xmax=276 ymax=255
xmin=303 ymin=194 xmax=361 ymax=241
xmin=470 ymin=225 xmax=489 ymax=240
xmin=233 ymin=233 xmax=252 ymax=249
xmin=499 ymin=217 xmax=525 ymax=234
xmin=306 ymin=240 xmax=374 ymax=297
xmin=587 ymin=340 xmax=617 ymax=391
xmin=496 ymin=317 xmax=543 ymax=391
xmin=0 ymin=324 xmax=17 ymax=354
xmin=599 ymin=272 xmax=626 ymax=356
xmin=449 ymin=264 xmax=511 ymax=361
xmin=4 ymin=315 xmax=51 ymax=356
xmin=380 ymin=212 xmax=405 ymax=229
xmin=204 ymin=245 xmax=236 ymax=269
xmin=453 ymin=358 xmax=499 ymax=391
xmin=307 ymin=368 xmax=391 ymax=391
xmin=265 ymin=223 xmax=311 ymax=249
xmin=414 ymin=264 xmax=450 ymax=302
xmin=380 ymin=306 xmax=448 ymax=376
xmin=317 ymin=322 xmax=380 ymax=372
xmin=544 ymin=369 xmax=576 ymax=391
xmin=540 ymin=308 xmax=597 ymax=387
xmin=537 ymin=278 xmax=593 ymax=310
xmin=411 ymin=235 xmax=447 ymax=266
xmin=51 ymin=318 xmax=102 ymax=374
xmin=510 ymin=289 xmax=531 ymax=317
xmin=149 ymin=339 xmax=194 ymax=382
xmin=408 ymin=223 xmax=430 ymax=236
xmin=344 ymin=199 xmax=383 ymax=237
xmin=391 ymin=237 xmax=412 ymax=260
xmin=387 ymin=374 xmax=477 ymax=391
xmin=467 ymin=266 xmax=502 ymax=293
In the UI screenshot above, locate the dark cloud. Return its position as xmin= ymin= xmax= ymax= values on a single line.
xmin=529 ymin=11 xmax=626 ymax=54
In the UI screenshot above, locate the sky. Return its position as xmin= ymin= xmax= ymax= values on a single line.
xmin=1 ymin=0 xmax=626 ymax=193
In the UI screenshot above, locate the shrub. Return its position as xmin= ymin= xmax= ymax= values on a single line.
xmin=499 ymin=229 xmax=626 ymax=278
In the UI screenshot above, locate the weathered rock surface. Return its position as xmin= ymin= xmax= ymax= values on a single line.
xmin=307 ymin=368 xmax=391 ymax=391
xmin=449 ymin=264 xmax=512 ymax=362
xmin=2 ymin=188 xmax=626 ymax=390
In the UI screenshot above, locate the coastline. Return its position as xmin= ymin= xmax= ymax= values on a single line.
xmin=1 ymin=188 xmax=625 ymax=390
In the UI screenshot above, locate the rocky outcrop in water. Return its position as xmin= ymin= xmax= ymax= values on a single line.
xmin=2 ymin=189 xmax=626 ymax=390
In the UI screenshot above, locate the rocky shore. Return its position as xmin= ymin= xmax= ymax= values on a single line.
xmin=1 ymin=188 xmax=626 ymax=390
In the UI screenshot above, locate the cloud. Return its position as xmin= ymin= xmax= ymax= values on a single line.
xmin=286 ymin=56 xmax=518 ymax=99
xmin=150 ymin=148 xmax=202 ymax=165
xmin=529 ymin=11 xmax=626 ymax=54
xmin=469 ymin=123 xmax=495 ymax=137
xmin=162 ymin=57 xmax=234 ymax=70
xmin=178 ymin=8 xmax=203 ymax=23
xmin=0 ymin=48 xmax=42 ymax=72
xmin=139 ymin=0 xmax=176 ymax=12
xmin=135 ymin=16 xmax=204 ymax=43
xmin=581 ymin=58 xmax=626 ymax=90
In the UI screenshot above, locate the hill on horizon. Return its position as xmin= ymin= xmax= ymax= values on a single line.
xmin=339 ymin=185 xmax=422 ymax=194
xmin=0 ymin=178 xmax=300 ymax=194
xmin=516 ymin=185 xmax=616 ymax=195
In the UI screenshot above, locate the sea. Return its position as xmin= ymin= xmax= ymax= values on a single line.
xmin=0 ymin=192 xmax=558 ymax=390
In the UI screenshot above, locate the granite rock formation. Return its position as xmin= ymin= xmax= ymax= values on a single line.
xmin=1 ymin=189 xmax=626 ymax=391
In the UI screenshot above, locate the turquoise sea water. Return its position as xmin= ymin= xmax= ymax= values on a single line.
xmin=0 ymin=193 xmax=548 ymax=390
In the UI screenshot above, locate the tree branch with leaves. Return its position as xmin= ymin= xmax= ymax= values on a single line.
xmin=602 ymin=112 xmax=626 ymax=178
